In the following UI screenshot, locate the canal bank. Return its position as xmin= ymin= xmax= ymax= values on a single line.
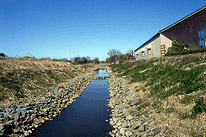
xmin=106 ymin=66 xmax=168 ymax=137
xmin=0 ymin=69 xmax=99 ymax=137
xmin=29 ymin=67 xmax=114 ymax=137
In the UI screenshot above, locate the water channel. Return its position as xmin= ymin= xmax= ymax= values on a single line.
xmin=30 ymin=67 xmax=114 ymax=137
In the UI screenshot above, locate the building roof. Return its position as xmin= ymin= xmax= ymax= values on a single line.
xmin=134 ymin=5 xmax=206 ymax=52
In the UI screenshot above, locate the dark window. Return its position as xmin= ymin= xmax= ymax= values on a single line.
xmin=142 ymin=51 xmax=144 ymax=56
xmin=148 ymin=48 xmax=151 ymax=55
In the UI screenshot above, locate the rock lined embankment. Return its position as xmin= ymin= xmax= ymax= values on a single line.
xmin=106 ymin=66 xmax=168 ymax=137
xmin=0 ymin=71 xmax=97 ymax=137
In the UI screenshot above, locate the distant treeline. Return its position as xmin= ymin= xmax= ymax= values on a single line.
xmin=0 ymin=48 xmax=136 ymax=64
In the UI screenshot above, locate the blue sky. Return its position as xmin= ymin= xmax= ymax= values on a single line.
xmin=0 ymin=0 xmax=205 ymax=61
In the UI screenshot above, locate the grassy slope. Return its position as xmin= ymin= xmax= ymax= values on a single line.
xmin=109 ymin=56 xmax=206 ymax=136
xmin=0 ymin=56 xmax=100 ymax=107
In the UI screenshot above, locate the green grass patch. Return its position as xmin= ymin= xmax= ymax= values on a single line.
xmin=191 ymin=97 xmax=206 ymax=118
xmin=46 ymin=95 xmax=55 ymax=99
xmin=180 ymin=95 xmax=196 ymax=104
xmin=166 ymin=107 xmax=175 ymax=114
xmin=136 ymin=101 xmax=150 ymax=111
xmin=0 ymin=87 xmax=7 ymax=101
xmin=15 ymin=90 xmax=25 ymax=98
xmin=27 ymin=85 xmax=34 ymax=90
xmin=190 ymin=127 xmax=205 ymax=137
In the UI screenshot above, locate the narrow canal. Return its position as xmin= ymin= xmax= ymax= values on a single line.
xmin=30 ymin=67 xmax=114 ymax=137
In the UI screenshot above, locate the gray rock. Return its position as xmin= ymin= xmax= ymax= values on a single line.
xmin=148 ymin=131 xmax=154 ymax=136
xmin=112 ymin=117 xmax=119 ymax=124
xmin=142 ymin=133 xmax=147 ymax=137
xmin=26 ymin=105 xmax=33 ymax=110
xmin=24 ymin=131 xmax=29 ymax=136
xmin=0 ymin=123 xmax=4 ymax=130
xmin=6 ymin=107 xmax=12 ymax=113
xmin=138 ymin=125 xmax=145 ymax=132
xmin=116 ymin=121 xmax=122 ymax=126
xmin=0 ymin=106 xmax=3 ymax=112
xmin=120 ymin=128 xmax=127 ymax=135
xmin=116 ymin=132 xmax=120 ymax=137
xmin=151 ymin=127 xmax=156 ymax=131
xmin=13 ymin=113 xmax=20 ymax=121
xmin=143 ymin=121 xmax=148 ymax=126
xmin=126 ymin=115 xmax=133 ymax=120
xmin=144 ymin=117 xmax=148 ymax=120
xmin=125 ymin=131 xmax=133 ymax=137
xmin=0 ymin=113 xmax=3 ymax=118
xmin=154 ymin=133 xmax=161 ymax=137
xmin=4 ymin=120 xmax=14 ymax=126
xmin=4 ymin=113 xmax=13 ymax=120
xmin=18 ymin=101 xmax=23 ymax=104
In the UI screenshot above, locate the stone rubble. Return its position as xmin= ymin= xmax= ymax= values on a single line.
xmin=0 ymin=65 xmax=170 ymax=137
xmin=0 ymin=71 xmax=97 ymax=137
xmin=106 ymin=66 xmax=168 ymax=137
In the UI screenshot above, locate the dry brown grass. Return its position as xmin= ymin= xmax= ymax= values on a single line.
xmin=0 ymin=57 xmax=101 ymax=107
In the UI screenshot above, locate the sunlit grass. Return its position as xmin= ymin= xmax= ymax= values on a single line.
xmin=0 ymin=55 xmax=99 ymax=102
xmin=109 ymin=57 xmax=206 ymax=119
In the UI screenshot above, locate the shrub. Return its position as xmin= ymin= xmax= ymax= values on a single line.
xmin=52 ymin=58 xmax=59 ymax=61
xmin=0 ymin=53 xmax=5 ymax=57
xmin=166 ymin=38 xmax=190 ymax=55
xmin=191 ymin=97 xmax=206 ymax=118
xmin=15 ymin=90 xmax=25 ymax=98
xmin=0 ymin=53 xmax=5 ymax=59
xmin=189 ymin=43 xmax=200 ymax=50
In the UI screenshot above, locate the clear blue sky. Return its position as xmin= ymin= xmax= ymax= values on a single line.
xmin=0 ymin=0 xmax=205 ymax=61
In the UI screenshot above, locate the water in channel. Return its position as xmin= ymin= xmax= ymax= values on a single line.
xmin=31 ymin=67 xmax=114 ymax=137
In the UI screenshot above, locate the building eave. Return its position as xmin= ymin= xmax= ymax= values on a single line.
xmin=134 ymin=32 xmax=160 ymax=52
xmin=159 ymin=5 xmax=206 ymax=33
xmin=134 ymin=5 xmax=206 ymax=52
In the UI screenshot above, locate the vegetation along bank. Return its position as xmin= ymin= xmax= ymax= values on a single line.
xmin=0 ymin=56 xmax=101 ymax=136
xmin=106 ymin=53 xmax=206 ymax=137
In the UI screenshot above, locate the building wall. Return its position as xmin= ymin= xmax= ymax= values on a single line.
xmin=160 ymin=34 xmax=173 ymax=53
xmin=135 ymin=34 xmax=161 ymax=60
xmin=161 ymin=9 xmax=206 ymax=48
xmin=135 ymin=34 xmax=173 ymax=60
xmin=152 ymin=35 xmax=161 ymax=58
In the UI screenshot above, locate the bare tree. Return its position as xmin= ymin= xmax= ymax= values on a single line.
xmin=126 ymin=50 xmax=133 ymax=56
xmin=86 ymin=56 xmax=91 ymax=63
xmin=107 ymin=49 xmax=122 ymax=58
xmin=119 ymin=54 xmax=128 ymax=62
xmin=125 ymin=50 xmax=135 ymax=60
xmin=106 ymin=58 xmax=110 ymax=63
xmin=93 ymin=57 xmax=99 ymax=64
xmin=82 ymin=57 xmax=87 ymax=64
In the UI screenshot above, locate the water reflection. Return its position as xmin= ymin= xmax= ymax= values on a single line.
xmin=31 ymin=69 xmax=114 ymax=137
xmin=94 ymin=67 xmax=110 ymax=78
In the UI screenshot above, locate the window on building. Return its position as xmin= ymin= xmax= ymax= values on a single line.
xmin=136 ymin=54 xmax=139 ymax=58
xmin=147 ymin=48 xmax=151 ymax=55
xmin=142 ymin=51 xmax=144 ymax=56
xmin=198 ymin=28 xmax=206 ymax=48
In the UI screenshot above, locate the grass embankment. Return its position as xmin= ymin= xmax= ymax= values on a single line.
xmin=0 ymin=56 xmax=101 ymax=107
xmin=109 ymin=57 xmax=206 ymax=136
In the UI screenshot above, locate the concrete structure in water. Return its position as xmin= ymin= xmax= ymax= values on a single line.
xmin=134 ymin=5 xmax=206 ymax=60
